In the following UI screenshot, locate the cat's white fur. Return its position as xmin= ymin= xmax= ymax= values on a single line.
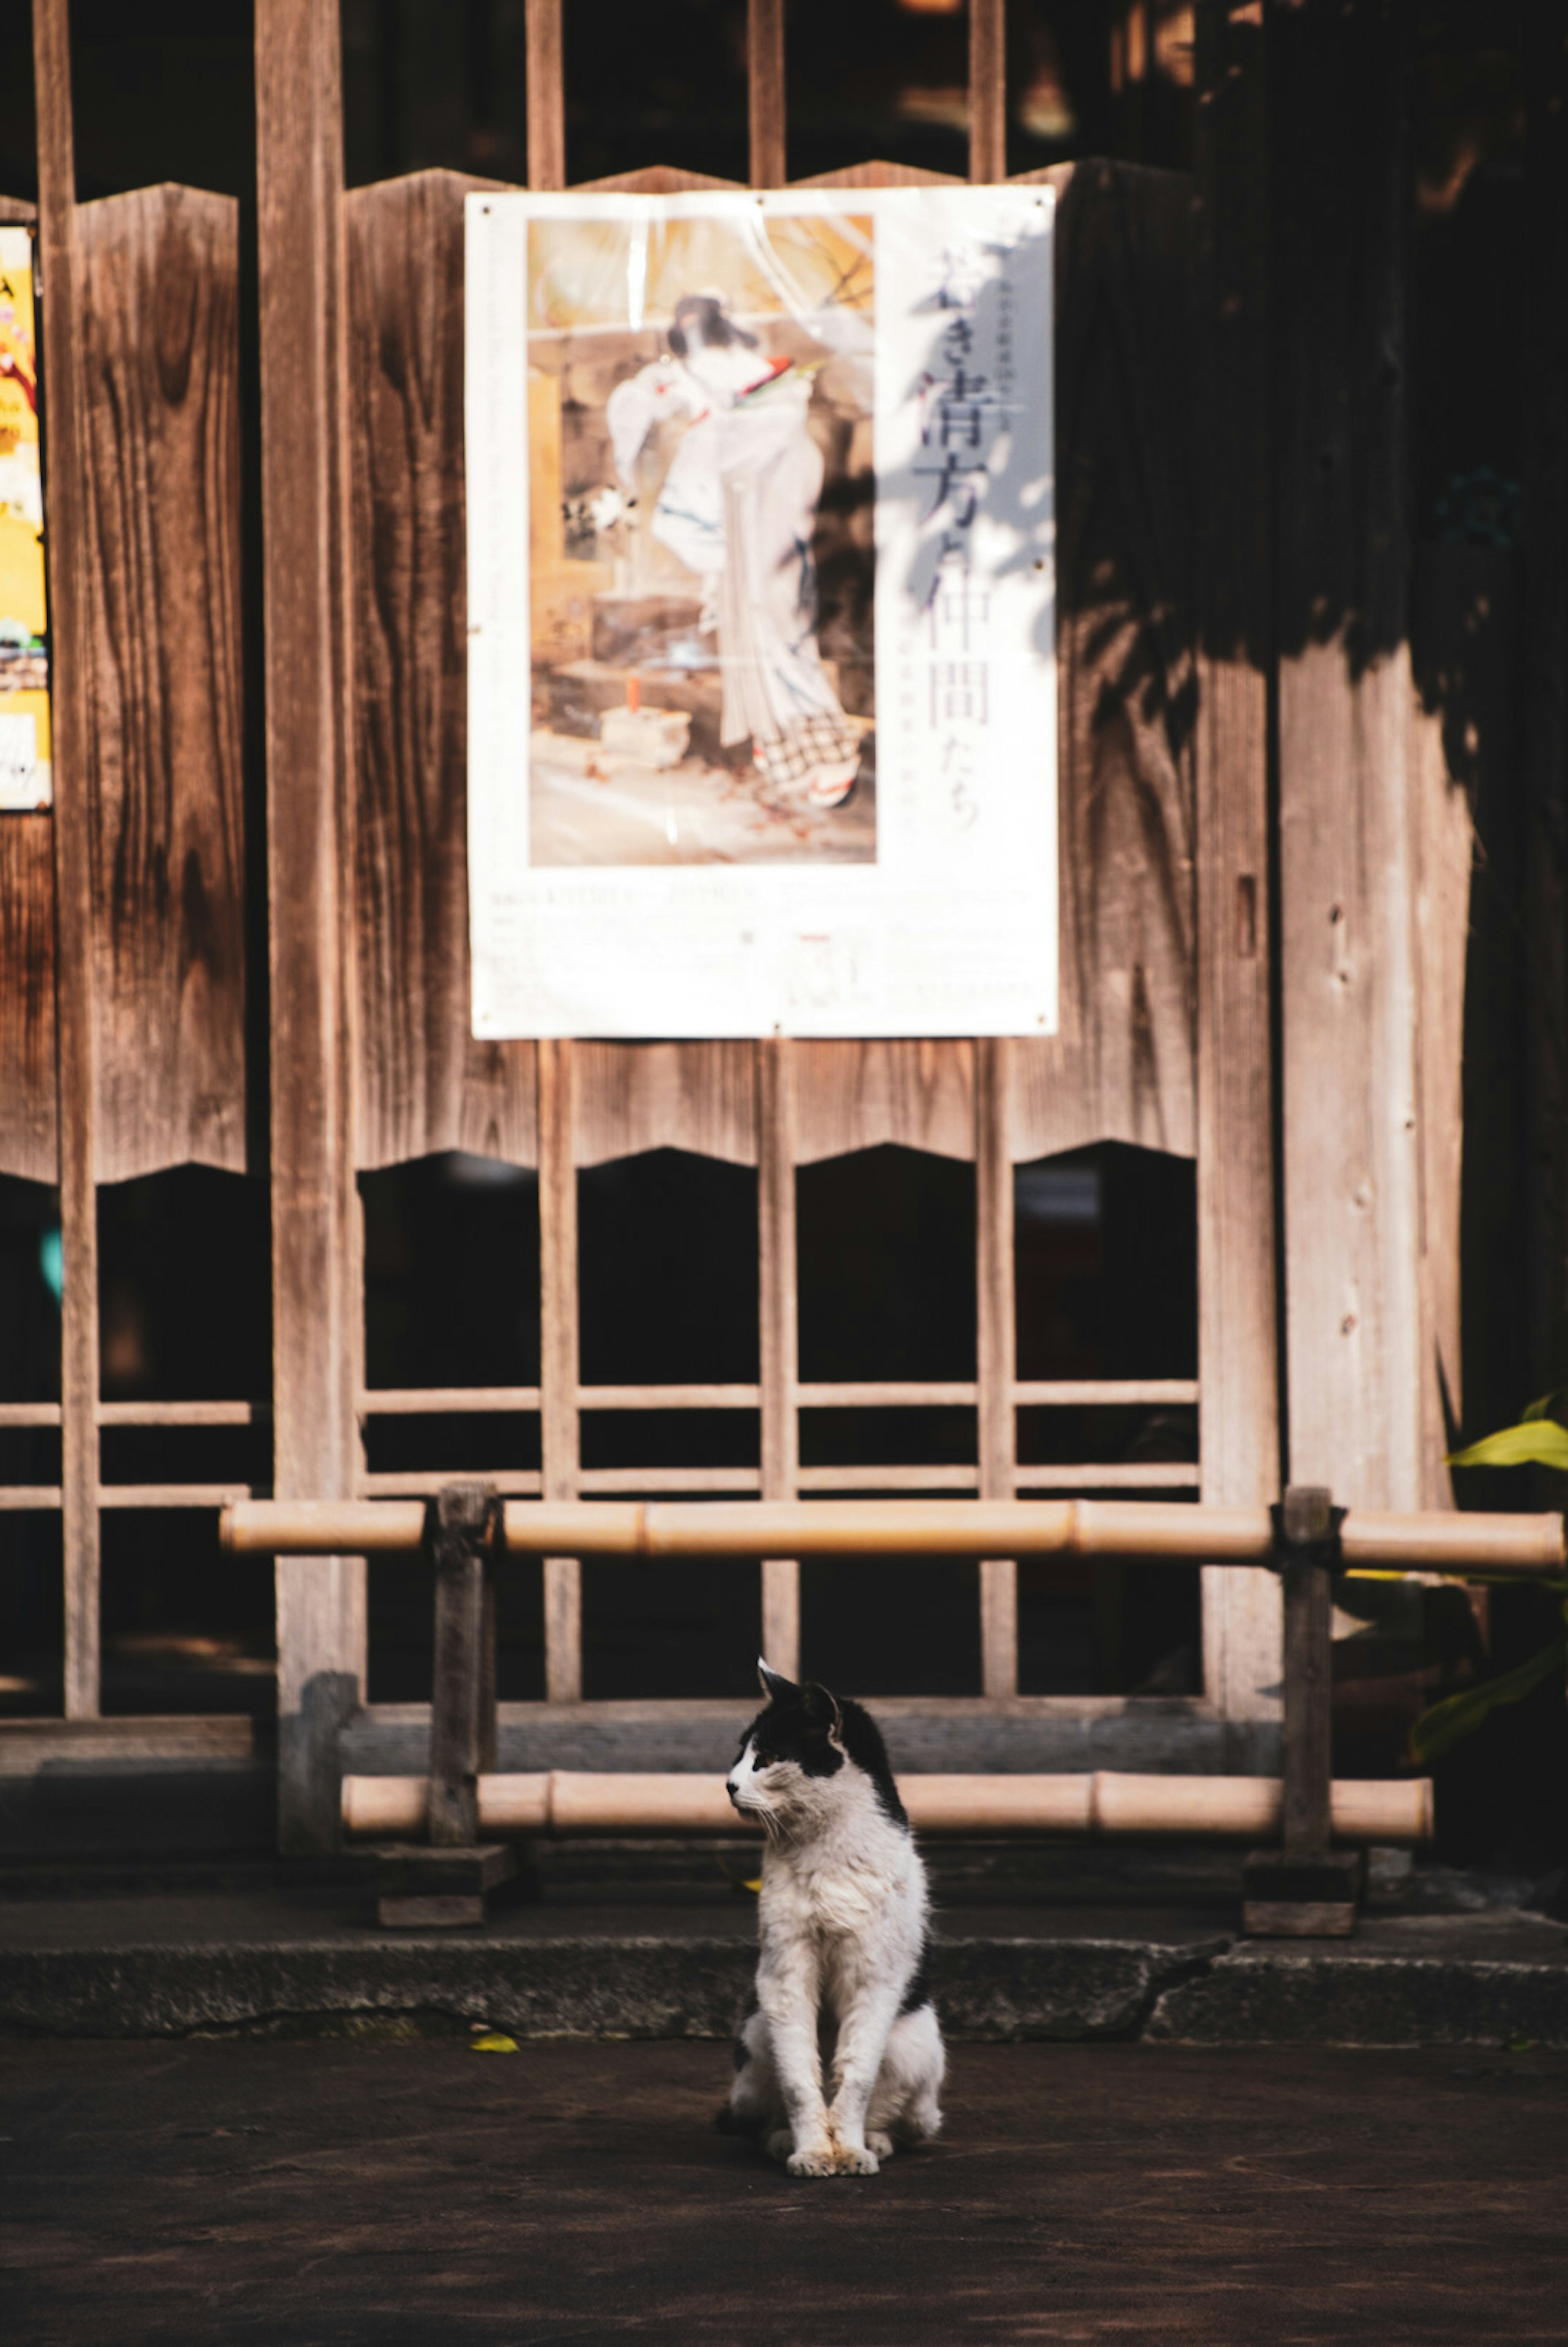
xmin=724 ymin=1664 xmax=945 ymax=2177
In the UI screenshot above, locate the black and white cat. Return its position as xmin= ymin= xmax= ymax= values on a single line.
xmin=720 ymin=1661 xmax=945 ymax=2176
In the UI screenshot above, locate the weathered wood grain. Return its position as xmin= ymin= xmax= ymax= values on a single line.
xmin=1011 ymin=158 xmax=1197 ymax=1167
xmin=790 ymin=163 xmax=964 ymax=190
xmin=34 ymin=0 xmax=100 ymax=1718
xmin=969 ymin=0 xmax=1006 ymax=186
xmin=1192 ymin=1 xmax=1280 ymax=1719
xmin=1274 ymin=1 xmax=1424 ymax=1513
xmin=256 ymin=0 xmax=365 ymax=1849
xmin=526 ymin=0 xmax=564 ymax=194
xmin=77 ymin=184 xmax=245 ymax=1183
xmin=1410 ymin=547 xmax=1490 ymax=1499
xmin=345 ymin=167 xmax=536 ymax=1172
xmin=793 ymin=1040 xmax=976 ymax=1167
xmin=0 ymin=814 xmax=57 ymax=1182
xmin=574 ymin=1042 xmax=754 ymax=1169
xmin=573 ymin=168 xmax=745 ymax=195
xmin=748 ymin=0 xmax=786 ymax=191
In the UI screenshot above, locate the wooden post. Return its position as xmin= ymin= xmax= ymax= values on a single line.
xmin=538 ymin=1037 xmax=582 ymax=1701
xmin=1273 ymin=0 xmax=1425 ymax=1516
xmin=1192 ymin=0 xmax=1282 ymax=1727
xmin=1523 ymin=16 xmax=1568 ymax=1409
xmin=969 ymin=0 xmax=1006 ymax=185
xmin=525 ymin=0 xmax=565 ymax=193
xmin=1277 ymin=1486 xmax=1333 ymax=1855
xmin=758 ymin=1039 xmax=800 ymax=1680
xmin=427 ymin=1484 xmax=499 ymax=1847
xmin=256 ymin=0 xmax=364 ymax=1850
xmin=33 ymin=0 xmax=100 ymax=1719
xmin=1242 ymin=1485 xmax=1361 ymax=1935
xmin=976 ymin=1036 xmax=1017 ymax=1697
xmin=748 ymin=0 xmax=786 ymax=191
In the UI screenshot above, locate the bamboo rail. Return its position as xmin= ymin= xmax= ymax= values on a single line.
xmin=219 ymin=1496 xmax=1568 ymax=1575
xmin=341 ymin=1769 xmax=1433 ymax=1845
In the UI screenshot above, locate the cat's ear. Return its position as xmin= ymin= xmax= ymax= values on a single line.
xmin=802 ymin=1680 xmax=843 ymax=1739
xmin=757 ymin=1658 xmax=798 ymax=1704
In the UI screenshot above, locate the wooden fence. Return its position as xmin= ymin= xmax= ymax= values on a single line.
xmin=0 ymin=1 xmax=1474 ymax=1852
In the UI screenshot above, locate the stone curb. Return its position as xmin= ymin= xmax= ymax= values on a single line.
xmin=4 ymin=1933 xmax=1568 ymax=2046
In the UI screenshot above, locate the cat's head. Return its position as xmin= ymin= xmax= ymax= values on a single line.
xmin=726 ymin=1660 xmax=906 ymax=1835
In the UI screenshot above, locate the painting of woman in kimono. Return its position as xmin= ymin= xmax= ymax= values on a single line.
xmin=605 ymin=292 xmax=864 ymax=812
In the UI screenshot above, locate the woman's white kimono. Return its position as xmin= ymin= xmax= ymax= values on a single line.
xmin=606 ymin=355 xmax=860 ymax=802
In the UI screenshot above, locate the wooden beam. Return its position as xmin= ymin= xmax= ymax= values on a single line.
xmin=33 ymin=0 xmax=99 ymax=1720
xmin=538 ymin=1038 xmax=582 ymax=1700
xmin=525 ymin=0 xmax=565 ymax=193
xmin=757 ymin=1039 xmax=800 ymax=1680
xmin=1273 ymin=1 xmax=1422 ymax=1513
xmin=748 ymin=0 xmax=786 ymax=191
xmin=1192 ymin=0 xmax=1281 ymax=1723
xmin=969 ymin=0 xmax=1007 ymax=185
xmin=255 ymin=0 xmax=364 ymax=1850
xmin=976 ymin=1037 xmax=1017 ymax=1697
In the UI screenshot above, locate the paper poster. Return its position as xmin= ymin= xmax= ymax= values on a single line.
xmin=0 ymin=224 xmax=48 ymax=812
xmin=466 ymin=185 xmax=1055 ymax=1038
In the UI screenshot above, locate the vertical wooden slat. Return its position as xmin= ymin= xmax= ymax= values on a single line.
xmin=1008 ymin=161 xmax=1198 ymax=1169
xmin=1274 ymin=1 xmax=1422 ymax=1514
xmin=1523 ymin=15 xmax=1568 ymax=1412
xmin=538 ymin=1036 xmax=581 ymax=1701
xmin=969 ymin=0 xmax=1007 ymax=186
xmin=1192 ymin=1 xmax=1281 ymax=1722
xmin=256 ymin=0 xmax=364 ymax=1849
xmin=748 ymin=0 xmax=786 ymax=191
xmin=344 ymin=169 xmax=536 ymax=1174
xmin=77 ymin=185 xmax=247 ymax=1182
xmin=33 ymin=0 xmax=100 ymax=1718
xmin=757 ymin=1038 xmax=800 ymax=1681
xmin=525 ymin=0 xmax=565 ymax=194
xmin=976 ymin=1036 xmax=1016 ymax=1698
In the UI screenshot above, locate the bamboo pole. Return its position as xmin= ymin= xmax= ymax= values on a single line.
xmin=221 ymin=1495 xmax=1568 ymax=1575
xmin=341 ymin=1769 xmax=1434 ymax=1845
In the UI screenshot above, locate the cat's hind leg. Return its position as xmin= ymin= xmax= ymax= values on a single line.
xmin=865 ymin=2001 xmax=946 ymax=2154
xmin=719 ymin=2007 xmax=786 ymax=2142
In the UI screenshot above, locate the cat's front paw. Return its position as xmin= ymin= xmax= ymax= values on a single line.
xmin=828 ymin=2139 xmax=881 ymax=2175
xmin=786 ymin=2138 xmax=842 ymax=2177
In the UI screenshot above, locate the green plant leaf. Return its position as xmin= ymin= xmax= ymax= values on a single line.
xmin=1406 ymin=1635 xmax=1568 ymax=1768
xmin=1521 ymin=1390 xmax=1568 ymax=1423
xmin=1448 ymin=1419 xmax=1568 ymax=1470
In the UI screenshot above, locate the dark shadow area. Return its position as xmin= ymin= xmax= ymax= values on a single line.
xmin=798 ymin=1144 xmax=975 ymax=1384
xmin=579 ymin=1149 xmax=757 ymax=1388
xmin=363 ymin=1153 xmax=542 ymax=1393
xmin=1015 ymin=1142 xmax=1199 ymax=1697
xmin=801 ymin=1554 xmax=981 ymax=1697
xmin=98 ymin=1169 xmax=272 ymax=1406
xmin=100 ymin=1510 xmax=275 ymax=1720
xmin=582 ymin=1556 xmax=759 ymax=1701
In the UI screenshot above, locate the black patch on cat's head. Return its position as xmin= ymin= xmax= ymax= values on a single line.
xmin=740 ymin=1662 xmax=909 ymax=1827
xmin=738 ymin=1664 xmax=844 ymax=1781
